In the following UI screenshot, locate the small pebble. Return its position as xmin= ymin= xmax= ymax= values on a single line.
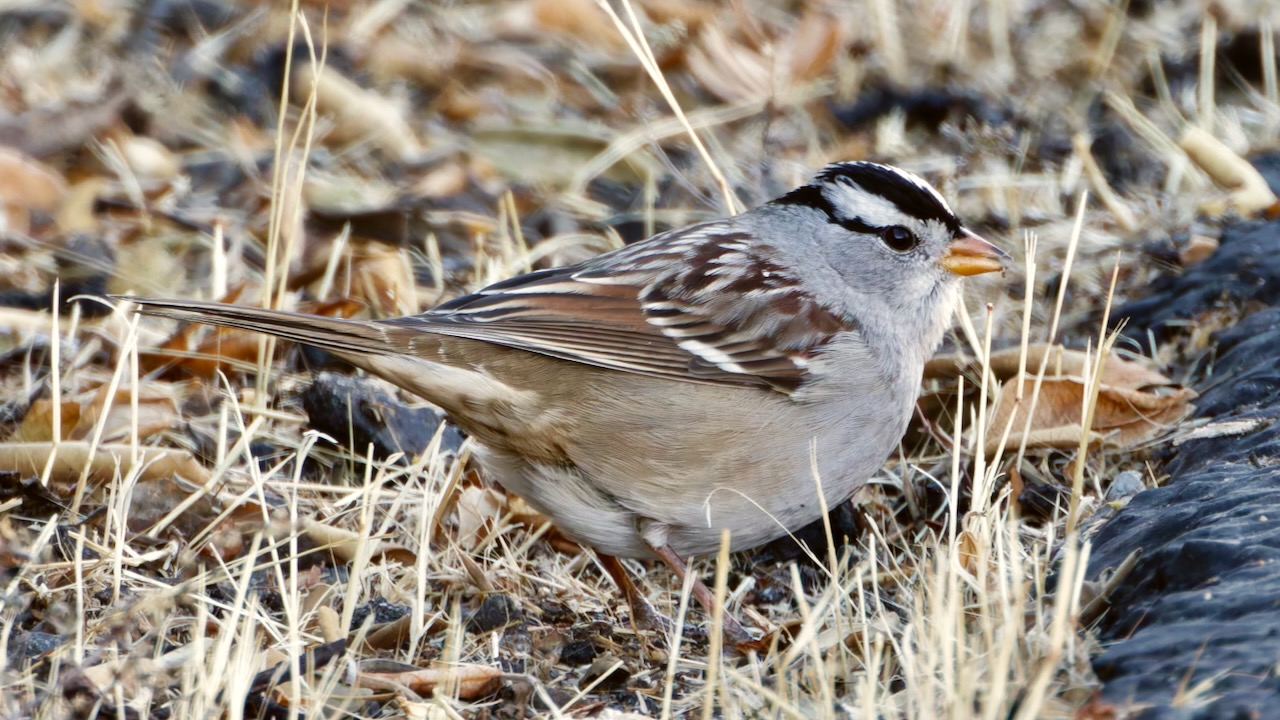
xmin=1106 ymin=470 xmax=1146 ymax=502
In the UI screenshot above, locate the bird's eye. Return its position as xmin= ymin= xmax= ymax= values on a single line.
xmin=880 ymin=226 xmax=918 ymax=253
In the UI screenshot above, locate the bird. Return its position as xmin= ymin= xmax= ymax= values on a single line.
xmin=124 ymin=161 xmax=1006 ymax=647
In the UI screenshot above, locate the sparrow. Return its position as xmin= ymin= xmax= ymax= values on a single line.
xmin=125 ymin=161 xmax=1006 ymax=646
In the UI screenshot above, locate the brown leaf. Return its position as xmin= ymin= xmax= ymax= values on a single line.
xmin=69 ymin=384 xmax=184 ymax=443
xmin=500 ymin=0 xmax=625 ymax=51
xmin=0 ymin=442 xmax=210 ymax=486
xmin=357 ymin=661 xmax=503 ymax=700
xmin=0 ymin=147 xmax=66 ymax=234
xmin=412 ymin=160 xmax=470 ymax=199
xmin=928 ymin=343 xmax=1172 ymax=390
xmin=786 ymin=12 xmax=843 ymax=83
xmin=9 ymin=398 xmax=82 ymax=443
xmin=984 ymin=376 xmax=1195 ymax=455
xmin=294 ymin=63 xmax=422 ymax=160
xmin=455 ymin=486 xmax=506 ymax=551
xmin=1180 ymin=127 xmax=1279 ymax=217
xmin=349 ymin=242 xmax=418 ymax=318
xmin=957 ymin=530 xmax=981 ymax=575
xmin=686 ymin=26 xmax=770 ymax=103
xmin=470 ymin=124 xmax=654 ymax=187
xmin=1179 ymin=235 xmax=1219 ymax=266
xmin=302 ymin=518 xmax=418 ymax=566
xmin=56 ymin=178 xmax=106 ymax=234
xmin=993 ymin=424 xmax=1105 ymax=457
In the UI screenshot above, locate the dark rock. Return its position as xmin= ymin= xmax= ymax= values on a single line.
xmin=578 ymin=654 xmax=631 ymax=692
xmin=299 ymin=372 xmax=466 ymax=462
xmin=1017 ymin=478 xmax=1068 ymax=524
xmin=1081 ymin=154 xmax=1280 ymax=716
xmin=1112 ymin=149 xmax=1280 ymax=353
xmin=466 ymin=594 xmax=523 ymax=634
xmin=139 ymin=0 xmax=237 ymax=39
xmin=754 ymin=501 xmax=862 ymax=566
xmin=1112 ymin=215 xmax=1280 ymax=353
xmin=829 ymin=84 xmax=1010 ymax=131
xmin=1106 ymin=470 xmax=1147 ymax=502
xmin=350 ymin=597 xmax=410 ymax=630
xmin=1089 ymin=108 xmax=1160 ymax=193
xmin=7 ymin=631 xmax=62 ymax=664
xmin=1086 ymin=306 xmax=1280 ymax=717
xmin=558 ymin=638 xmax=597 ymax=666
xmin=0 ymin=233 xmax=114 ymax=317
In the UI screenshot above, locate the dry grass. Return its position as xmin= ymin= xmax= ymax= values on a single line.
xmin=2 ymin=0 xmax=1279 ymax=718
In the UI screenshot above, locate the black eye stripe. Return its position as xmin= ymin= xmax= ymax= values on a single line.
xmin=834 ymin=216 xmax=877 ymax=234
xmin=770 ymin=185 xmax=877 ymax=230
xmin=772 ymin=183 xmax=835 ymax=215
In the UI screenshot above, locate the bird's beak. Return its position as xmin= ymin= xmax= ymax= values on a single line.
xmin=939 ymin=228 xmax=1008 ymax=276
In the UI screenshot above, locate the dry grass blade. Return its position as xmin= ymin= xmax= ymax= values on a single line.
xmin=594 ymin=0 xmax=741 ymax=214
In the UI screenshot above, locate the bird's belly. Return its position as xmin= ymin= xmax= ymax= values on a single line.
xmin=474 ymin=447 xmax=655 ymax=557
xmin=474 ymin=375 xmax=913 ymax=560
xmin=484 ymin=423 xmax=900 ymax=559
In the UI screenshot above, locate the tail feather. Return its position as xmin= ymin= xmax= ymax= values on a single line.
xmin=119 ymin=296 xmax=399 ymax=357
xmin=121 ymin=295 xmax=535 ymax=438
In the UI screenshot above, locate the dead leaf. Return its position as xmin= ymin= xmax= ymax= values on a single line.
xmin=9 ymin=398 xmax=82 ymax=443
xmin=1180 ymin=127 xmax=1279 ymax=217
xmin=294 ymin=63 xmax=422 ymax=160
xmin=957 ymin=530 xmax=980 ymax=575
xmin=494 ymin=0 xmax=628 ymax=54
xmin=927 ymin=344 xmax=1172 ymax=389
xmin=470 ymin=124 xmax=655 ymax=187
xmin=0 ymin=442 xmax=210 ymax=486
xmin=356 ymin=660 xmax=503 ymax=699
xmin=455 ymin=486 xmax=506 ymax=551
xmin=927 ymin=343 xmax=1195 ymax=454
xmin=57 ymin=178 xmax=106 ymax=233
xmin=119 ymin=135 xmax=181 ymax=182
xmin=366 ymin=34 xmax=459 ymax=88
xmin=0 ymin=147 xmax=66 ymax=234
xmin=528 ymin=0 xmax=625 ymax=51
xmin=984 ymin=376 xmax=1195 ymax=455
xmin=302 ymin=518 xmax=418 ymax=566
xmin=637 ymin=0 xmax=713 ymax=30
xmin=349 ymin=242 xmax=418 ymax=318
xmin=413 ymin=160 xmax=470 ymax=199
xmin=506 ymin=494 xmax=554 ymax=533
xmin=686 ymin=25 xmax=769 ymax=103
xmin=1179 ymin=235 xmax=1219 ymax=266
xmin=993 ymin=423 xmax=1106 ymax=456
xmin=786 ymin=11 xmax=843 ymax=83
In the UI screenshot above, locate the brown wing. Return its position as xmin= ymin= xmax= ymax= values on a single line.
xmin=389 ymin=225 xmax=855 ymax=393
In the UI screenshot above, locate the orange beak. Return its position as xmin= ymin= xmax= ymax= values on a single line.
xmin=939 ymin=228 xmax=1008 ymax=276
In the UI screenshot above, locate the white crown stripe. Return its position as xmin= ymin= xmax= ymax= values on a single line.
xmin=864 ymin=161 xmax=954 ymax=215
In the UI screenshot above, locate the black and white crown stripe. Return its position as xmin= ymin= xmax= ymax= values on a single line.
xmin=776 ymin=161 xmax=963 ymax=236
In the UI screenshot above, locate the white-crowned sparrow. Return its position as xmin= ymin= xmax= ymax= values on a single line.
xmin=125 ymin=161 xmax=1005 ymax=646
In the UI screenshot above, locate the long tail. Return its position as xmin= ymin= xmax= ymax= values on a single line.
xmin=120 ymin=296 xmax=400 ymax=357
xmin=120 ymin=297 xmax=525 ymax=425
